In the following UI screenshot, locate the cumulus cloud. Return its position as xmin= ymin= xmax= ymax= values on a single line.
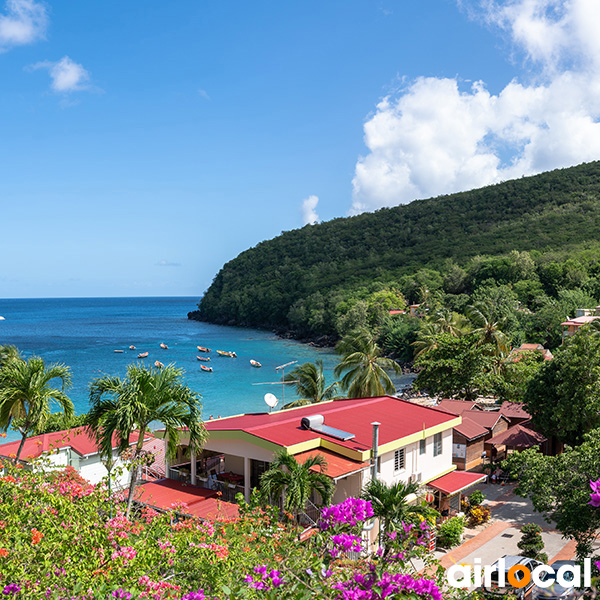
xmin=351 ymin=0 xmax=600 ymax=213
xmin=0 ymin=0 xmax=47 ymax=51
xmin=301 ymin=195 xmax=320 ymax=225
xmin=156 ymin=260 xmax=181 ymax=267
xmin=30 ymin=56 xmax=91 ymax=93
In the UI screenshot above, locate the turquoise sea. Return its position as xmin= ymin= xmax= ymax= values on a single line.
xmin=0 ymin=297 xmax=414 ymax=442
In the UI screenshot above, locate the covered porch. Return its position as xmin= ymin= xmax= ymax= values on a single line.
xmin=427 ymin=470 xmax=487 ymax=517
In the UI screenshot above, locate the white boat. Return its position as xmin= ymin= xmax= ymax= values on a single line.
xmin=114 ymin=350 xmax=124 ymax=353
xmin=0 ymin=316 xmax=4 ymax=320
xmin=160 ymin=343 xmax=168 ymax=349
xmin=250 ymin=360 xmax=262 ymax=368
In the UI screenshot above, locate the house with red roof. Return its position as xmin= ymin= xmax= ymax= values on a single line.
xmin=561 ymin=308 xmax=600 ymax=341
xmin=162 ymin=396 xmax=486 ymax=518
xmin=0 ymin=427 xmax=150 ymax=487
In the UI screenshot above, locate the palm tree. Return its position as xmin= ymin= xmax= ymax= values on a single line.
xmin=431 ymin=308 xmax=471 ymax=337
xmin=260 ymin=449 xmax=334 ymax=516
xmin=87 ymin=363 xmax=206 ymax=519
xmin=0 ymin=345 xmax=21 ymax=368
xmin=361 ymin=478 xmax=425 ymax=539
xmin=283 ymin=360 xmax=340 ymax=408
xmin=467 ymin=301 xmax=510 ymax=356
xmin=0 ymin=356 xmax=73 ymax=462
xmin=334 ymin=329 xmax=401 ymax=398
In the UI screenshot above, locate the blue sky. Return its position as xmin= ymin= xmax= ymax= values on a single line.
xmin=1 ymin=0 xmax=600 ymax=298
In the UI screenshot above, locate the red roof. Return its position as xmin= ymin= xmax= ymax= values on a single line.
xmin=436 ymin=399 xmax=482 ymax=415
xmin=486 ymin=424 xmax=546 ymax=448
xmin=135 ymin=479 xmax=239 ymax=520
xmin=561 ymin=315 xmax=600 ymax=326
xmin=499 ymin=402 xmax=530 ymax=420
xmin=0 ymin=427 xmax=148 ymax=461
xmin=454 ymin=416 xmax=489 ymax=441
xmin=294 ymin=448 xmax=370 ymax=480
xmin=459 ymin=410 xmax=508 ymax=431
xmin=427 ymin=471 xmax=487 ymax=495
xmin=204 ymin=396 xmax=458 ymax=453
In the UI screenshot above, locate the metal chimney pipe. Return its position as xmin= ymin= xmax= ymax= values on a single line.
xmin=371 ymin=422 xmax=381 ymax=481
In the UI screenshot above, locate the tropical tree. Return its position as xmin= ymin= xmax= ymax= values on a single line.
xmin=0 ymin=345 xmax=21 ymax=368
xmin=87 ymin=363 xmax=206 ymax=518
xmin=334 ymin=329 xmax=401 ymax=398
xmin=0 ymin=356 xmax=73 ymax=462
xmin=259 ymin=449 xmax=334 ymax=516
xmin=467 ymin=300 xmax=510 ymax=356
xmin=361 ymin=478 xmax=430 ymax=541
xmin=283 ymin=360 xmax=340 ymax=408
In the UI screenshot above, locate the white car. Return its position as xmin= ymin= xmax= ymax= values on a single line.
xmin=531 ymin=561 xmax=579 ymax=600
xmin=483 ymin=555 xmax=544 ymax=600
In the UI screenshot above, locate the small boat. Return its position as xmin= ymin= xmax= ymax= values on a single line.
xmin=217 ymin=350 xmax=237 ymax=358
xmin=197 ymin=346 xmax=211 ymax=353
xmin=160 ymin=343 xmax=168 ymax=349
xmin=250 ymin=360 xmax=262 ymax=368
xmin=114 ymin=350 xmax=124 ymax=353
xmin=129 ymin=345 xmax=136 ymax=350
xmin=196 ymin=356 xmax=211 ymax=362
xmin=137 ymin=352 xmax=149 ymax=359
xmin=154 ymin=361 xmax=164 ymax=368
xmin=200 ymin=364 xmax=213 ymax=372
xmin=0 ymin=316 xmax=5 ymax=320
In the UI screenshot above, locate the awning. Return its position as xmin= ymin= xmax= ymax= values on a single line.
xmin=293 ymin=448 xmax=370 ymax=481
xmin=427 ymin=471 xmax=487 ymax=496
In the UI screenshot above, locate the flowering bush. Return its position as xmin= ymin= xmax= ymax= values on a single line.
xmin=0 ymin=464 xmax=448 ymax=599
xmin=467 ymin=506 xmax=490 ymax=526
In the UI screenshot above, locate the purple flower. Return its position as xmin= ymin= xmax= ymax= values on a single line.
xmin=589 ymin=479 xmax=600 ymax=507
xmin=245 ymin=565 xmax=285 ymax=591
xmin=1 ymin=584 xmax=21 ymax=596
xmin=319 ymin=498 xmax=374 ymax=529
xmin=111 ymin=590 xmax=132 ymax=600
xmin=180 ymin=592 xmax=208 ymax=600
xmin=329 ymin=533 xmax=363 ymax=558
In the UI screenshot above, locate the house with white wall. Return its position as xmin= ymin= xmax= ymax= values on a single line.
xmin=166 ymin=396 xmax=486 ymax=514
xmin=0 ymin=427 xmax=149 ymax=488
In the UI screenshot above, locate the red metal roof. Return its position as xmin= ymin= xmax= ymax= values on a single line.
xmin=486 ymin=424 xmax=546 ymax=448
xmin=561 ymin=316 xmax=600 ymax=326
xmin=499 ymin=402 xmax=530 ymax=420
xmin=436 ymin=399 xmax=482 ymax=415
xmin=0 ymin=427 xmax=149 ymax=461
xmin=293 ymin=448 xmax=370 ymax=480
xmin=427 ymin=471 xmax=487 ymax=495
xmin=135 ymin=479 xmax=239 ymax=520
xmin=204 ymin=396 xmax=457 ymax=453
xmin=459 ymin=410 xmax=508 ymax=431
xmin=453 ymin=416 xmax=489 ymax=441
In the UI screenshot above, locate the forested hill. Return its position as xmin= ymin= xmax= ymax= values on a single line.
xmin=195 ymin=161 xmax=600 ymax=341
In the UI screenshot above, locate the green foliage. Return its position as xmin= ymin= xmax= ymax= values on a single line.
xmin=517 ymin=523 xmax=548 ymax=562
xmin=379 ymin=315 xmax=421 ymax=361
xmin=487 ymin=351 xmax=545 ymax=403
xmin=282 ymin=360 xmax=340 ymax=408
xmin=437 ymin=516 xmax=465 ymax=548
xmin=197 ymin=162 xmax=600 ymax=345
xmin=10 ymin=411 xmax=88 ymax=435
xmin=469 ymin=490 xmax=485 ymax=507
xmin=503 ymin=428 xmax=600 ymax=557
xmin=414 ymin=334 xmax=494 ymax=400
xmin=523 ymin=328 xmax=600 ymax=445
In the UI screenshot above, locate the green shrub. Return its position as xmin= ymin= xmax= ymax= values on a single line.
xmin=469 ymin=490 xmax=485 ymax=507
xmin=517 ymin=523 xmax=548 ymax=562
xmin=437 ymin=516 xmax=465 ymax=548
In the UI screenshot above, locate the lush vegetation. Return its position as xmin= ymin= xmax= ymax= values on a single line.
xmin=196 ymin=161 xmax=600 ymax=353
xmin=0 ymin=463 xmax=448 ymax=600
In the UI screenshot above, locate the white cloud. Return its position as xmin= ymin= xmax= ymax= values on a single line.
xmin=198 ymin=89 xmax=210 ymax=100
xmin=301 ymin=195 xmax=320 ymax=225
xmin=0 ymin=0 xmax=47 ymax=51
xmin=351 ymin=0 xmax=600 ymax=213
xmin=30 ymin=56 xmax=91 ymax=93
xmin=156 ymin=260 xmax=181 ymax=267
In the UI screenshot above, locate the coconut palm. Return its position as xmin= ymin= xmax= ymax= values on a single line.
xmin=87 ymin=363 xmax=206 ymax=518
xmin=0 ymin=356 xmax=73 ymax=462
xmin=260 ymin=449 xmax=334 ymax=516
xmin=334 ymin=329 xmax=401 ymax=398
xmin=360 ymin=478 xmax=425 ymax=539
xmin=467 ymin=300 xmax=510 ymax=356
xmin=0 ymin=345 xmax=21 ymax=368
xmin=431 ymin=308 xmax=471 ymax=337
xmin=283 ymin=360 xmax=340 ymax=408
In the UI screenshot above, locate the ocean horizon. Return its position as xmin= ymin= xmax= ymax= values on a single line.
xmin=0 ymin=297 xmax=416 ymax=443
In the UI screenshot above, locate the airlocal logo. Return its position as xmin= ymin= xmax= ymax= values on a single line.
xmin=447 ymin=558 xmax=593 ymax=589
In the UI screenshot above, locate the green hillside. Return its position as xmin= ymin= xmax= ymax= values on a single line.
xmin=195 ymin=161 xmax=600 ymax=344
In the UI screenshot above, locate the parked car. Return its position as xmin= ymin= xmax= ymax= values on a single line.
xmin=531 ymin=560 xmax=578 ymax=600
xmin=483 ymin=555 xmax=544 ymax=600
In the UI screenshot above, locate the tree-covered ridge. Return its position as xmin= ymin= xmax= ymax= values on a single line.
xmin=197 ymin=161 xmax=600 ymax=338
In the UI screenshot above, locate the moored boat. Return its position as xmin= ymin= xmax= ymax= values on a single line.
xmin=160 ymin=343 xmax=168 ymax=349
xmin=197 ymin=346 xmax=211 ymax=353
xmin=196 ymin=356 xmax=211 ymax=362
xmin=154 ymin=361 xmax=164 ymax=368
xmin=129 ymin=345 xmax=136 ymax=350
xmin=137 ymin=352 xmax=149 ymax=359
xmin=217 ymin=350 xmax=237 ymax=358
xmin=250 ymin=359 xmax=262 ymax=368
xmin=114 ymin=349 xmax=124 ymax=353
xmin=200 ymin=364 xmax=213 ymax=372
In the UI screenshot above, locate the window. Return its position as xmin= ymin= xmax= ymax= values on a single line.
xmin=394 ymin=448 xmax=405 ymax=472
xmin=433 ymin=432 xmax=442 ymax=457
xmin=419 ymin=439 xmax=426 ymax=455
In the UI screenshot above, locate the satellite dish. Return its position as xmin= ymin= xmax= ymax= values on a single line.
xmin=264 ymin=393 xmax=279 ymax=409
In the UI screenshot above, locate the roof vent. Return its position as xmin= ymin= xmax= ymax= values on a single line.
xmin=300 ymin=414 xmax=355 ymax=441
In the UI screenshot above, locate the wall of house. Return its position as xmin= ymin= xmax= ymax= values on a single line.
xmin=490 ymin=418 xmax=509 ymax=437
xmin=76 ymin=452 xmax=131 ymax=487
xmin=452 ymin=433 xmax=485 ymax=471
xmin=223 ymin=454 xmax=244 ymax=475
xmin=332 ymin=472 xmax=363 ymax=504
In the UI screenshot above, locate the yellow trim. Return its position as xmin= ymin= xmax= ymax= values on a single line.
xmin=376 ymin=417 xmax=461 ymax=458
xmin=423 ymin=464 xmax=456 ymax=485
xmin=203 ymin=430 xmax=283 ymax=453
xmin=286 ymin=438 xmax=323 ymax=455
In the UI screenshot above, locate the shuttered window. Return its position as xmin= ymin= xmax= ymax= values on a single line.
xmin=394 ymin=448 xmax=405 ymax=472
xmin=433 ymin=433 xmax=442 ymax=457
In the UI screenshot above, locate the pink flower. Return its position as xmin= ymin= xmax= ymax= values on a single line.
xmin=589 ymin=479 xmax=600 ymax=507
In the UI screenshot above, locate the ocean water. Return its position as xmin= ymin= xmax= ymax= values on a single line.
xmin=0 ymin=297 xmax=414 ymax=441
